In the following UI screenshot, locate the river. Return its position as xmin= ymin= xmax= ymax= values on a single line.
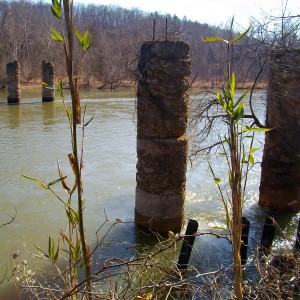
xmin=0 ymin=87 xmax=298 ymax=296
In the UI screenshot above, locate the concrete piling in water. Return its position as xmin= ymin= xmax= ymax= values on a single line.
xmin=42 ymin=61 xmax=55 ymax=102
xmin=6 ymin=61 xmax=20 ymax=104
xmin=135 ymin=41 xmax=191 ymax=234
xmin=259 ymin=49 xmax=300 ymax=212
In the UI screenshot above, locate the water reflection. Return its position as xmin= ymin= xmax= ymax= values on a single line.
xmin=42 ymin=102 xmax=56 ymax=127
xmin=7 ymin=104 xmax=22 ymax=128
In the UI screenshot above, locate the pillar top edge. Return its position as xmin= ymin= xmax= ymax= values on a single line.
xmin=140 ymin=40 xmax=189 ymax=51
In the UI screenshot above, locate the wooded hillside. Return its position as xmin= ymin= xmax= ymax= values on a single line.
xmin=1 ymin=0 xmax=298 ymax=88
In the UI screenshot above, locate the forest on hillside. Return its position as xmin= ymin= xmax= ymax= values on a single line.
xmin=0 ymin=0 xmax=299 ymax=89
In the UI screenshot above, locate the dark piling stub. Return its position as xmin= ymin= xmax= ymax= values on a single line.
xmin=6 ymin=61 xmax=20 ymax=104
xmin=295 ymin=215 xmax=300 ymax=251
xmin=42 ymin=61 xmax=55 ymax=102
xmin=259 ymin=215 xmax=277 ymax=256
xmin=241 ymin=216 xmax=250 ymax=265
xmin=177 ymin=219 xmax=199 ymax=270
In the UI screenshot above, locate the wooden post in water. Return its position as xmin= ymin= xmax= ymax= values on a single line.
xmin=135 ymin=41 xmax=191 ymax=234
xmin=177 ymin=219 xmax=198 ymax=270
xmin=241 ymin=216 xmax=250 ymax=265
xmin=6 ymin=61 xmax=20 ymax=104
xmin=259 ymin=215 xmax=276 ymax=256
xmin=259 ymin=49 xmax=300 ymax=211
xmin=42 ymin=61 xmax=55 ymax=102
xmin=295 ymin=215 xmax=300 ymax=251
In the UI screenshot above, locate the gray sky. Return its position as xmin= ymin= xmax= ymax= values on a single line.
xmin=77 ymin=0 xmax=300 ymax=28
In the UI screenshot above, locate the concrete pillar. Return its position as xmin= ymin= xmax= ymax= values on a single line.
xmin=6 ymin=61 xmax=20 ymax=104
xmin=135 ymin=41 xmax=191 ymax=234
xmin=259 ymin=49 xmax=300 ymax=212
xmin=42 ymin=61 xmax=55 ymax=102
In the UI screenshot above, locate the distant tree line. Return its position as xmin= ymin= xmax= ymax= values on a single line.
xmin=0 ymin=0 xmax=299 ymax=89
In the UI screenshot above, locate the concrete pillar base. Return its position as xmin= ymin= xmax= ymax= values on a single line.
xmin=134 ymin=209 xmax=184 ymax=234
xmin=7 ymin=97 xmax=20 ymax=104
xmin=42 ymin=97 xmax=54 ymax=102
xmin=259 ymin=191 xmax=300 ymax=212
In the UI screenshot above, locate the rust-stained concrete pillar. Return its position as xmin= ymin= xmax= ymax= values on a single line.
xmin=6 ymin=61 xmax=20 ymax=104
xmin=259 ymin=49 xmax=300 ymax=212
xmin=42 ymin=61 xmax=55 ymax=102
xmin=135 ymin=41 xmax=191 ymax=234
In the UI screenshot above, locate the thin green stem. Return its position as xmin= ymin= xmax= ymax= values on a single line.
xmin=62 ymin=0 xmax=92 ymax=297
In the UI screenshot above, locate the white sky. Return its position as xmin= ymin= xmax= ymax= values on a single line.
xmin=77 ymin=0 xmax=300 ymax=29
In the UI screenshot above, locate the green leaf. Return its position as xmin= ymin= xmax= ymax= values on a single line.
xmin=71 ymin=247 xmax=76 ymax=262
xmin=230 ymin=16 xmax=235 ymax=30
xmin=214 ymin=177 xmax=221 ymax=184
xmin=48 ymin=236 xmax=54 ymax=260
xmin=73 ymin=26 xmax=83 ymax=43
xmin=242 ymin=126 xmax=272 ymax=133
xmin=83 ymin=115 xmax=94 ymax=127
xmin=115 ymin=218 xmax=123 ymax=223
xmin=203 ymin=36 xmax=226 ymax=43
xmin=230 ymin=73 xmax=235 ymax=100
xmin=231 ymin=23 xmax=252 ymax=44
xmin=42 ymin=82 xmax=55 ymax=90
xmin=53 ymin=240 xmax=60 ymax=262
xmin=233 ymin=88 xmax=250 ymax=109
xmin=70 ymin=241 xmax=81 ymax=262
xmin=51 ymin=0 xmax=61 ymax=20
xmin=226 ymin=212 xmax=231 ymax=231
xmin=66 ymin=208 xmax=79 ymax=226
xmin=50 ymin=27 xmax=64 ymax=43
xmin=51 ymin=0 xmax=61 ymax=9
xmin=73 ymin=28 xmax=93 ymax=52
xmin=82 ymin=30 xmax=90 ymax=50
xmin=209 ymin=163 xmax=222 ymax=185
xmin=57 ymin=80 xmax=64 ymax=98
xmin=48 ymin=236 xmax=60 ymax=263
xmin=222 ymin=87 xmax=229 ymax=101
xmin=216 ymin=91 xmax=224 ymax=107
xmin=51 ymin=6 xmax=61 ymax=20
xmin=54 ymin=100 xmax=72 ymax=118
xmin=249 ymin=154 xmax=255 ymax=165
xmin=21 ymin=174 xmax=49 ymax=189
xmin=33 ymin=244 xmax=47 ymax=257
xmin=249 ymin=147 xmax=260 ymax=153
xmin=86 ymin=37 xmax=94 ymax=52
xmin=233 ymin=102 xmax=244 ymax=122
xmin=48 ymin=176 xmax=67 ymax=187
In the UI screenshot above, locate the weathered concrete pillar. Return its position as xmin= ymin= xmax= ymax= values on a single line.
xmin=6 ymin=61 xmax=20 ymax=104
xmin=259 ymin=49 xmax=300 ymax=212
xmin=42 ymin=61 xmax=55 ymax=102
xmin=135 ymin=41 xmax=191 ymax=234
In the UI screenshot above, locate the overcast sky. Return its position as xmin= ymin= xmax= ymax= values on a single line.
xmin=77 ymin=0 xmax=300 ymax=28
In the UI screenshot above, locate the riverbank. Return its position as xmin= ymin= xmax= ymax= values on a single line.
xmin=0 ymin=78 xmax=268 ymax=92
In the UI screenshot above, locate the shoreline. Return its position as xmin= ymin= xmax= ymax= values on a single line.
xmin=0 ymin=79 xmax=268 ymax=92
